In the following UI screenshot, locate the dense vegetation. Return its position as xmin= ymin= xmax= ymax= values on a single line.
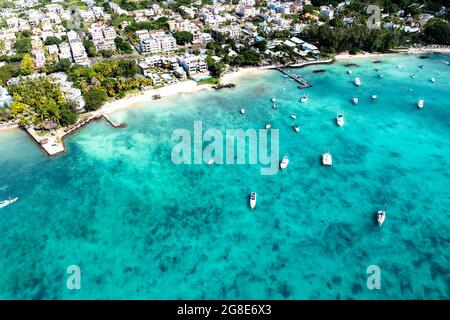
xmin=7 ymin=77 xmax=77 ymax=126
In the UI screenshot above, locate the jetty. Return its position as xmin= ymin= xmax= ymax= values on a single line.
xmin=102 ymin=114 xmax=127 ymax=128
xmin=275 ymin=65 xmax=313 ymax=88
xmin=24 ymin=112 xmax=126 ymax=156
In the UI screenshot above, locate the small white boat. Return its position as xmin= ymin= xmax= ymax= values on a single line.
xmin=336 ymin=114 xmax=344 ymax=127
xmin=417 ymin=99 xmax=424 ymax=109
xmin=371 ymin=94 xmax=378 ymax=100
xmin=347 ymin=70 xmax=353 ymax=75
xmin=265 ymin=124 xmax=271 ymax=130
xmin=272 ymin=103 xmax=277 ymax=109
xmin=322 ymin=152 xmax=332 ymax=166
xmin=271 ymin=97 xmax=276 ymax=103
xmin=377 ymin=210 xmax=386 ymax=226
xmin=300 ymin=95 xmax=308 ymax=103
xmin=290 ymin=114 xmax=297 ymax=119
xmin=354 ymin=77 xmax=361 ymax=86
xmin=293 ymin=125 xmax=300 ymax=132
xmin=0 ymin=197 xmax=18 ymax=209
xmin=207 ymin=159 xmax=215 ymax=165
xmin=249 ymin=192 xmax=257 ymax=210
xmin=279 ymin=156 xmax=289 ymax=170
xmin=430 ymin=78 xmax=436 ymax=83
xmin=352 ymin=97 xmax=359 ymax=105
xmin=240 ymin=108 xmax=245 ymax=114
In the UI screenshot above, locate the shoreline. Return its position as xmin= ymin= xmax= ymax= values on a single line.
xmin=335 ymin=46 xmax=450 ymax=60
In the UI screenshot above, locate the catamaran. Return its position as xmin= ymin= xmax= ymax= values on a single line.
xmin=0 ymin=197 xmax=18 ymax=209
xmin=377 ymin=210 xmax=386 ymax=227
xmin=417 ymin=99 xmax=424 ymax=109
xmin=336 ymin=114 xmax=344 ymax=127
xmin=280 ymin=156 xmax=289 ymax=170
xmin=322 ymin=152 xmax=332 ymax=166
xmin=354 ymin=77 xmax=361 ymax=86
xmin=249 ymin=192 xmax=257 ymax=210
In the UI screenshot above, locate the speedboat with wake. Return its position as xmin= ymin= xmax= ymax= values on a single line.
xmin=0 ymin=197 xmax=18 ymax=209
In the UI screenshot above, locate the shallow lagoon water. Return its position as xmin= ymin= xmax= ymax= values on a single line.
xmin=0 ymin=54 xmax=449 ymax=299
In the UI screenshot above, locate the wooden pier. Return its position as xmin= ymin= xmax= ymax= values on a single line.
xmin=275 ymin=65 xmax=312 ymax=89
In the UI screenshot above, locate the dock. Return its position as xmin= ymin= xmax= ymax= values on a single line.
xmin=102 ymin=114 xmax=127 ymax=128
xmin=275 ymin=65 xmax=313 ymax=89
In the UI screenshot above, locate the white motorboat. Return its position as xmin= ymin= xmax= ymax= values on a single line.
xmin=430 ymin=77 xmax=436 ymax=83
xmin=300 ymin=95 xmax=308 ymax=103
xmin=265 ymin=124 xmax=271 ymax=130
xmin=347 ymin=70 xmax=353 ymax=75
xmin=271 ymin=97 xmax=276 ymax=103
xmin=352 ymin=97 xmax=359 ymax=105
xmin=417 ymin=99 xmax=424 ymax=109
xmin=290 ymin=114 xmax=297 ymax=119
xmin=279 ymin=156 xmax=289 ymax=170
xmin=207 ymin=159 xmax=215 ymax=165
xmin=272 ymin=103 xmax=277 ymax=109
xmin=371 ymin=94 xmax=378 ymax=100
xmin=322 ymin=152 xmax=332 ymax=166
xmin=377 ymin=210 xmax=386 ymax=226
xmin=336 ymin=114 xmax=344 ymax=127
xmin=0 ymin=197 xmax=18 ymax=209
xmin=240 ymin=108 xmax=245 ymax=114
xmin=249 ymin=192 xmax=257 ymax=210
xmin=354 ymin=77 xmax=361 ymax=86
xmin=293 ymin=125 xmax=300 ymax=132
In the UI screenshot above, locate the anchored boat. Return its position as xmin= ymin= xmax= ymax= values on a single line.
xmin=249 ymin=192 xmax=257 ymax=210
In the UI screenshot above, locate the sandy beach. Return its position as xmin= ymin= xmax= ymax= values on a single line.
xmin=0 ymin=123 xmax=19 ymax=132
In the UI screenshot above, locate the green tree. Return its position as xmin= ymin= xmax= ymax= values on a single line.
xmin=423 ymin=18 xmax=450 ymax=45
xmin=20 ymin=54 xmax=34 ymax=75
xmin=114 ymin=37 xmax=133 ymax=54
xmin=173 ymin=31 xmax=193 ymax=45
xmin=59 ymin=101 xmax=78 ymax=126
xmin=84 ymin=86 xmax=108 ymax=111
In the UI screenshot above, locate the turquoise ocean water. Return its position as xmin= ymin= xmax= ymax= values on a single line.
xmin=0 ymin=54 xmax=449 ymax=299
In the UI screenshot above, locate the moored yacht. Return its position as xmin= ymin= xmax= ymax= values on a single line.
xmin=265 ymin=124 xmax=271 ymax=130
xmin=347 ymin=70 xmax=353 ymax=75
xmin=280 ymin=156 xmax=289 ymax=170
xmin=272 ymin=103 xmax=277 ymax=109
xmin=377 ymin=210 xmax=386 ymax=226
xmin=293 ymin=125 xmax=300 ymax=132
xmin=249 ymin=192 xmax=257 ymax=210
xmin=322 ymin=152 xmax=332 ymax=166
xmin=430 ymin=77 xmax=436 ymax=83
xmin=271 ymin=97 xmax=276 ymax=103
xmin=352 ymin=97 xmax=359 ymax=105
xmin=336 ymin=114 xmax=344 ymax=127
xmin=290 ymin=114 xmax=297 ymax=119
xmin=300 ymin=95 xmax=308 ymax=103
xmin=417 ymin=99 xmax=424 ymax=109
xmin=354 ymin=77 xmax=361 ymax=86
xmin=240 ymin=108 xmax=245 ymax=114
xmin=0 ymin=197 xmax=18 ymax=209
xmin=371 ymin=94 xmax=378 ymax=100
